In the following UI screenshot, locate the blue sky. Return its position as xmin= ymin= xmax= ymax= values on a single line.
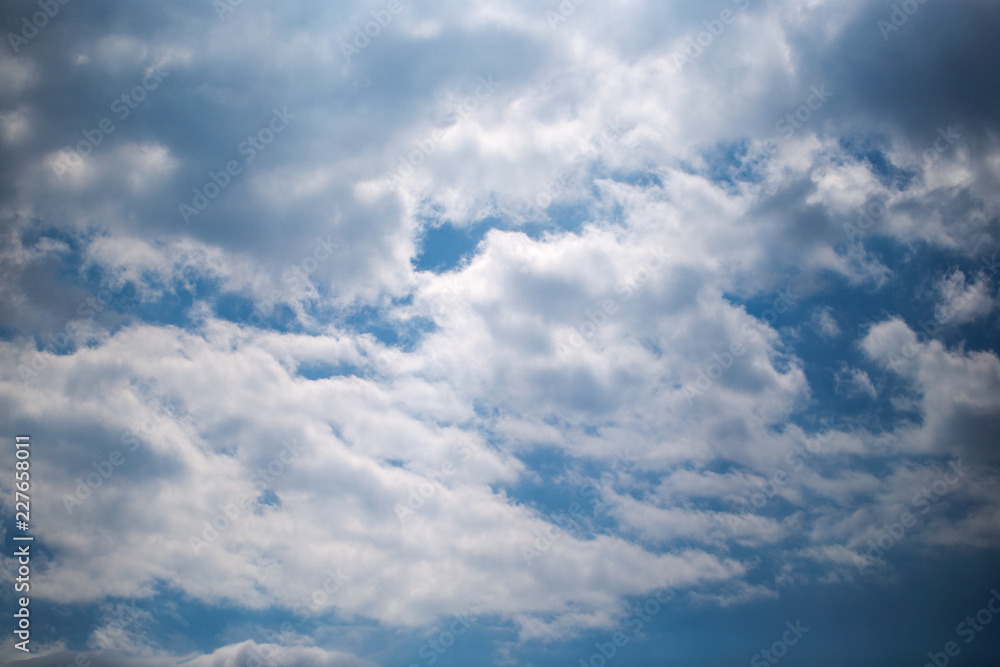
xmin=2 ymin=0 xmax=1000 ymax=665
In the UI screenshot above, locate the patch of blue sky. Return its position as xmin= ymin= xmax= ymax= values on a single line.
xmin=384 ymin=622 xmax=513 ymax=667
xmin=412 ymin=211 xmax=597 ymax=277
xmin=508 ymin=550 xmax=1000 ymax=666
xmin=256 ymin=488 xmax=281 ymax=508
xmin=293 ymin=359 xmax=359 ymax=380
xmin=214 ymin=290 xmax=300 ymax=335
xmin=338 ymin=302 xmax=437 ymax=350
xmin=502 ymin=446 xmax=586 ymax=508
xmin=608 ymin=169 xmax=664 ymax=190
xmin=534 ymin=201 xmax=594 ymax=234
xmin=412 ymin=218 xmax=491 ymax=273
xmin=838 ymin=134 xmax=922 ymax=191
xmin=699 ymin=139 xmax=769 ymax=193
xmin=724 ymin=240 xmax=997 ymax=436
xmin=497 ymin=445 xmax=654 ymax=537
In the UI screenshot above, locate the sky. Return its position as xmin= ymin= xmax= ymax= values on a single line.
xmin=1 ymin=0 xmax=1000 ymax=665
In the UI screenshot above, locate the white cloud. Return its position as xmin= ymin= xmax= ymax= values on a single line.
xmin=934 ymin=269 xmax=997 ymax=325
xmin=811 ymin=306 xmax=841 ymax=339
xmin=861 ymin=317 xmax=1000 ymax=461
xmin=183 ymin=641 xmax=376 ymax=667
xmin=835 ymin=365 xmax=877 ymax=399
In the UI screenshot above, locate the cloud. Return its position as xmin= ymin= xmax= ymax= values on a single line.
xmin=835 ymin=365 xmax=877 ymax=399
xmin=0 ymin=644 xmax=374 ymax=667
xmin=934 ymin=268 xmax=997 ymax=326
xmin=183 ymin=641 xmax=377 ymax=667
xmin=861 ymin=317 xmax=1000 ymax=462
xmin=812 ymin=306 xmax=841 ymax=339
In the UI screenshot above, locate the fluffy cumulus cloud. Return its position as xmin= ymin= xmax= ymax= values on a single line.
xmin=1 ymin=0 xmax=1000 ymax=665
